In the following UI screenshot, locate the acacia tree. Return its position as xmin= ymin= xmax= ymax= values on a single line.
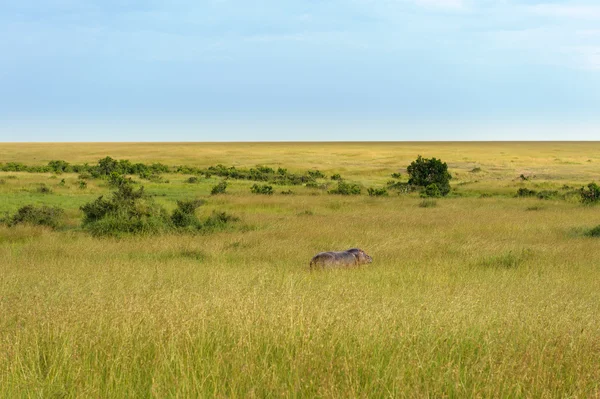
xmin=407 ymin=155 xmax=452 ymax=196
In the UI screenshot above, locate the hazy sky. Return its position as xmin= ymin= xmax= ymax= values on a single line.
xmin=1 ymin=0 xmax=600 ymax=141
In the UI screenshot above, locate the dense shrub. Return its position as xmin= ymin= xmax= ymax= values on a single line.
xmin=108 ymin=172 xmax=134 ymax=188
xmin=580 ymin=183 xmax=600 ymax=204
xmin=80 ymin=183 xmax=171 ymax=236
xmin=421 ymin=183 xmax=442 ymax=198
xmin=186 ymin=176 xmax=200 ymax=184
xmin=331 ymin=174 xmax=343 ymax=181
xmin=48 ymin=160 xmax=71 ymax=173
xmin=171 ymin=199 xmax=205 ymax=229
xmin=516 ymin=188 xmax=537 ymax=197
xmin=329 ymin=181 xmax=361 ymax=195
xmin=211 ymin=181 xmax=228 ymax=195
xmin=536 ymin=190 xmax=559 ymax=200
xmin=251 ymin=184 xmax=274 ymax=195
xmin=585 ymin=225 xmax=600 ymax=237
xmin=367 ymin=187 xmax=388 ymax=197
xmin=407 ymin=155 xmax=452 ymax=196
xmin=307 ymin=170 xmax=326 ymax=179
xmin=78 ymin=180 xmax=87 ymax=189
xmin=8 ymin=205 xmax=65 ymax=229
xmin=36 ymin=184 xmax=52 ymax=194
xmin=391 ymin=172 xmax=402 ymax=179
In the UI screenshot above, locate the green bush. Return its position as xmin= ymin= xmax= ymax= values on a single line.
xmin=421 ymin=183 xmax=442 ymax=198
xmin=391 ymin=172 xmax=402 ymax=179
xmin=171 ymin=199 xmax=205 ymax=229
xmin=331 ymin=174 xmax=343 ymax=181
xmin=581 ymin=183 xmax=600 ymax=204
xmin=36 ymin=184 xmax=52 ymax=194
xmin=585 ymin=225 xmax=600 ymax=237
xmin=186 ymin=176 xmax=200 ymax=184
xmin=516 ymin=188 xmax=537 ymax=197
xmin=407 ymin=155 xmax=452 ymax=196
xmin=80 ymin=183 xmax=171 ymax=236
xmin=8 ymin=205 xmax=65 ymax=229
xmin=536 ymin=190 xmax=559 ymax=200
xmin=367 ymin=187 xmax=388 ymax=197
xmin=211 ymin=181 xmax=228 ymax=195
xmin=328 ymin=181 xmax=361 ymax=195
xmin=78 ymin=180 xmax=88 ymax=189
xmin=251 ymin=184 xmax=274 ymax=195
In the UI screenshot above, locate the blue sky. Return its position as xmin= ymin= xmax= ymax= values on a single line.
xmin=1 ymin=0 xmax=599 ymax=141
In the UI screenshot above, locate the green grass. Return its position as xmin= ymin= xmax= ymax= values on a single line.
xmin=1 ymin=142 xmax=600 ymax=397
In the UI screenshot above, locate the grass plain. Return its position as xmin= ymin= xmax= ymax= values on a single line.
xmin=1 ymin=142 xmax=600 ymax=397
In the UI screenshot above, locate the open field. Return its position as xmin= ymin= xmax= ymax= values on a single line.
xmin=1 ymin=142 xmax=600 ymax=397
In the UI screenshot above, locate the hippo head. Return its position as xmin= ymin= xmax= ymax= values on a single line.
xmin=347 ymin=248 xmax=373 ymax=264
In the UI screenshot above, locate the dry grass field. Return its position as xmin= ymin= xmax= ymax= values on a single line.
xmin=1 ymin=142 xmax=600 ymax=397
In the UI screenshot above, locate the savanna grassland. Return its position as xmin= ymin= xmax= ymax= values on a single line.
xmin=1 ymin=142 xmax=600 ymax=398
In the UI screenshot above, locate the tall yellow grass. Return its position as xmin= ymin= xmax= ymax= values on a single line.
xmin=1 ymin=142 xmax=599 ymax=397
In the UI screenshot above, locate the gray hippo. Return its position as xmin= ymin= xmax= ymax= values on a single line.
xmin=309 ymin=248 xmax=373 ymax=269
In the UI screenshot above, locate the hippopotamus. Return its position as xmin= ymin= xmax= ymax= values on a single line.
xmin=309 ymin=248 xmax=373 ymax=269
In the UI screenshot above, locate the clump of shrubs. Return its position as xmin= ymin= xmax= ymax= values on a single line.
xmin=516 ymin=188 xmax=537 ymax=197
xmin=80 ymin=182 xmax=238 ymax=236
xmin=328 ymin=181 xmax=361 ymax=195
xmin=186 ymin=176 xmax=200 ymax=184
xmin=211 ymin=181 xmax=228 ymax=195
xmin=580 ymin=183 xmax=600 ymax=204
xmin=367 ymin=187 xmax=388 ymax=197
xmin=7 ymin=205 xmax=65 ymax=229
xmin=516 ymin=188 xmax=559 ymax=200
xmin=330 ymin=174 xmax=343 ymax=181
xmin=391 ymin=172 xmax=402 ymax=179
xmin=251 ymin=184 xmax=273 ymax=195
xmin=280 ymin=190 xmax=293 ymax=195
xmin=407 ymin=155 xmax=452 ymax=196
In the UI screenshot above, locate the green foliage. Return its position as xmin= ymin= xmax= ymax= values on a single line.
xmin=421 ymin=183 xmax=442 ymax=198
xmin=36 ymin=184 xmax=52 ymax=194
xmin=78 ymin=180 xmax=88 ymax=190
xmin=391 ymin=172 xmax=402 ymax=179
xmin=331 ymin=174 xmax=343 ymax=181
xmin=516 ymin=188 xmax=537 ymax=197
xmin=108 ymin=172 xmax=134 ymax=188
xmin=585 ymin=225 xmax=600 ymax=237
xmin=307 ymin=170 xmax=326 ymax=179
xmin=329 ymin=181 xmax=361 ymax=195
xmin=251 ymin=184 xmax=274 ymax=195
xmin=186 ymin=176 xmax=200 ymax=184
xmin=211 ymin=181 xmax=228 ymax=195
xmin=367 ymin=187 xmax=388 ymax=197
xmin=7 ymin=205 xmax=65 ymax=229
xmin=80 ymin=183 xmax=170 ymax=236
xmin=580 ymin=183 xmax=600 ymax=204
xmin=407 ymin=155 xmax=452 ymax=196
xmin=280 ymin=190 xmax=293 ymax=195
xmin=171 ymin=199 xmax=205 ymax=229
xmin=48 ymin=160 xmax=71 ymax=173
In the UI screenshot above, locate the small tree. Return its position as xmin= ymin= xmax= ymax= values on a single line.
xmin=407 ymin=155 xmax=452 ymax=196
